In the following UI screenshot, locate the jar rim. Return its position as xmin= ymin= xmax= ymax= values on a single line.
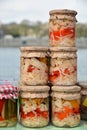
xmin=20 ymin=92 xmax=49 ymax=98
xmin=51 ymin=92 xmax=80 ymax=100
xmin=49 ymin=9 xmax=77 ymax=16
xmin=49 ymin=47 xmax=77 ymax=52
xmin=18 ymin=84 xmax=50 ymax=92
xmin=52 ymin=85 xmax=81 ymax=92
xmin=20 ymin=46 xmax=49 ymax=52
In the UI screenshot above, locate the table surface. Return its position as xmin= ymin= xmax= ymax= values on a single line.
xmin=0 ymin=121 xmax=87 ymax=130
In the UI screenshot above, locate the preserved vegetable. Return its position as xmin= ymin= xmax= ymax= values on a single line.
xmin=19 ymin=85 xmax=50 ymax=127
xmin=20 ymin=47 xmax=49 ymax=85
xmin=20 ymin=97 xmax=49 ymax=127
xmin=0 ymin=81 xmax=18 ymax=127
xmin=49 ymin=9 xmax=77 ymax=47
xmin=51 ymin=86 xmax=81 ymax=127
xmin=78 ymin=82 xmax=87 ymax=120
xmin=0 ymin=99 xmax=17 ymax=127
xmin=49 ymin=47 xmax=77 ymax=85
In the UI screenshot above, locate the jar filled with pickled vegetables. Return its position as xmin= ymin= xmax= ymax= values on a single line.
xmin=51 ymin=85 xmax=81 ymax=127
xmin=78 ymin=82 xmax=87 ymax=120
xmin=20 ymin=46 xmax=49 ymax=85
xmin=49 ymin=47 xmax=77 ymax=85
xmin=0 ymin=81 xmax=18 ymax=127
xmin=19 ymin=85 xmax=50 ymax=127
xmin=49 ymin=9 xmax=77 ymax=47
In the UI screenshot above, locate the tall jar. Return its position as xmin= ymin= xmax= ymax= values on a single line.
xmin=0 ymin=81 xmax=18 ymax=127
xmin=49 ymin=47 xmax=77 ymax=85
xmin=49 ymin=9 xmax=77 ymax=47
xmin=19 ymin=85 xmax=50 ymax=128
xmin=78 ymin=82 xmax=87 ymax=120
xmin=20 ymin=46 xmax=49 ymax=85
xmin=51 ymin=86 xmax=81 ymax=127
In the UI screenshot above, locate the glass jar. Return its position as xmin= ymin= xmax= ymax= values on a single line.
xmin=51 ymin=86 xmax=81 ymax=127
xmin=19 ymin=85 xmax=50 ymax=127
xmin=20 ymin=46 xmax=49 ymax=85
xmin=49 ymin=47 xmax=77 ymax=85
xmin=49 ymin=9 xmax=77 ymax=47
xmin=0 ymin=81 xmax=18 ymax=127
xmin=78 ymin=82 xmax=87 ymax=120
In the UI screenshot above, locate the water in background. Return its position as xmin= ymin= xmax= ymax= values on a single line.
xmin=0 ymin=48 xmax=20 ymax=82
xmin=0 ymin=48 xmax=87 ymax=83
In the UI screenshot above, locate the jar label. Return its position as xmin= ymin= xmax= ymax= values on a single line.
xmin=83 ymin=98 xmax=87 ymax=107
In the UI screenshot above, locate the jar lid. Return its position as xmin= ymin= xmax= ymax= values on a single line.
xmin=77 ymin=81 xmax=87 ymax=88
xmin=49 ymin=47 xmax=77 ymax=52
xmin=0 ymin=92 xmax=18 ymax=99
xmin=0 ymin=81 xmax=18 ymax=99
xmin=19 ymin=85 xmax=50 ymax=92
xmin=49 ymin=9 xmax=77 ymax=16
xmin=20 ymin=46 xmax=49 ymax=52
xmin=52 ymin=85 xmax=81 ymax=92
xmin=0 ymin=83 xmax=18 ymax=93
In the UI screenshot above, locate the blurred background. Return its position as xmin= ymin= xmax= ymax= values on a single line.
xmin=0 ymin=0 xmax=87 ymax=83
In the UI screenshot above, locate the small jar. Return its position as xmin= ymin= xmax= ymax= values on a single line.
xmin=20 ymin=46 xmax=49 ymax=85
xmin=0 ymin=81 xmax=18 ymax=127
xmin=49 ymin=47 xmax=77 ymax=85
xmin=49 ymin=9 xmax=77 ymax=47
xmin=19 ymin=85 xmax=50 ymax=128
xmin=78 ymin=82 xmax=87 ymax=120
xmin=51 ymin=86 xmax=81 ymax=127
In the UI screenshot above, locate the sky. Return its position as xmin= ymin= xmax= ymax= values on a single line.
xmin=0 ymin=0 xmax=87 ymax=23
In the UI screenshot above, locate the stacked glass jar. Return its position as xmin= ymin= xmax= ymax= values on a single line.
xmin=19 ymin=46 xmax=50 ymax=128
xmin=78 ymin=82 xmax=87 ymax=121
xmin=49 ymin=9 xmax=81 ymax=127
xmin=18 ymin=9 xmax=81 ymax=128
xmin=0 ymin=81 xmax=18 ymax=127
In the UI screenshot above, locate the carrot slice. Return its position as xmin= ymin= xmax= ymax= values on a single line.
xmin=64 ymin=106 xmax=72 ymax=115
xmin=27 ymin=111 xmax=35 ymax=117
xmin=57 ymin=112 xmax=67 ymax=120
xmin=41 ymin=111 xmax=48 ymax=118
xmin=54 ymin=106 xmax=73 ymax=120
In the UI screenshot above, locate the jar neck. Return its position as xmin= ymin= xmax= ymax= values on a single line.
xmin=20 ymin=92 xmax=49 ymax=98
xmin=51 ymin=92 xmax=81 ymax=100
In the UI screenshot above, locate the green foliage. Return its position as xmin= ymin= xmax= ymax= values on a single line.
xmin=0 ymin=21 xmax=87 ymax=38
xmin=76 ymin=23 xmax=87 ymax=37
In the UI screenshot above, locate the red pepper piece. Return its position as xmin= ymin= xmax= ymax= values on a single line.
xmin=61 ymin=28 xmax=75 ymax=37
xmin=50 ymin=70 xmax=60 ymax=82
xmin=21 ymin=113 xmax=27 ymax=119
xmin=27 ymin=111 xmax=35 ymax=117
xmin=41 ymin=111 xmax=48 ymax=118
xmin=64 ymin=68 xmax=70 ymax=75
xmin=49 ymin=28 xmax=75 ymax=41
xmin=0 ymin=116 xmax=4 ymax=121
xmin=27 ymin=65 xmax=35 ymax=72
xmin=0 ymin=99 xmax=5 ymax=113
